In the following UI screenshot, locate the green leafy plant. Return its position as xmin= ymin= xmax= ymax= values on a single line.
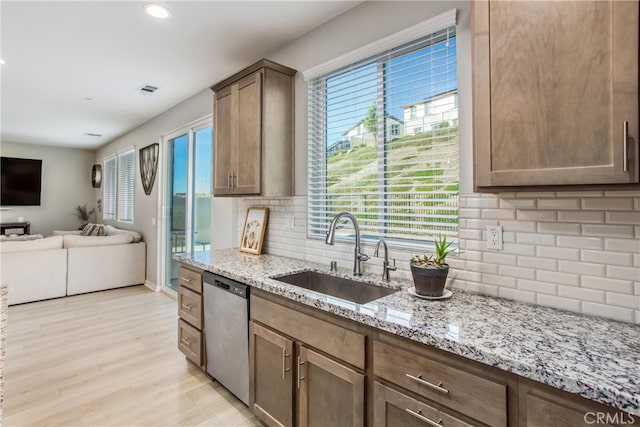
xmin=410 ymin=235 xmax=453 ymax=268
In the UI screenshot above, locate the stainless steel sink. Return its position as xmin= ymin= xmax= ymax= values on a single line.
xmin=272 ymin=270 xmax=399 ymax=304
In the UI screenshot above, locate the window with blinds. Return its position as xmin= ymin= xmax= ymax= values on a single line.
xmin=308 ymin=26 xmax=459 ymax=245
xmin=103 ymin=156 xmax=117 ymax=221
xmin=117 ymin=149 xmax=135 ymax=223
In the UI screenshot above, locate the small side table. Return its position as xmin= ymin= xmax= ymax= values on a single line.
xmin=0 ymin=222 xmax=31 ymax=236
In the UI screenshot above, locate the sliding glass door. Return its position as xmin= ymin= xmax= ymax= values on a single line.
xmin=162 ymin=119 xmax=212 ymax=292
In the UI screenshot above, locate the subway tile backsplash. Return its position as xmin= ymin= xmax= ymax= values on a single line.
xmin=238 ymin=191 xmax=640 ymax=324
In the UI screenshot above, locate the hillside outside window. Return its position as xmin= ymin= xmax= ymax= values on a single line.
xmin=308 ymin=25 xmax=459 ymax=246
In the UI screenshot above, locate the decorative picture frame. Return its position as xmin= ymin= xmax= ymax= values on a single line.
xmin=240 ymin=207 xmax=269 ymax=254
xmin=140 ymin=143 xmax=159 ymax=195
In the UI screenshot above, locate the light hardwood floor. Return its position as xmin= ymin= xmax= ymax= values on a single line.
xmin=4 ymin=285 xmax=260 ymax=427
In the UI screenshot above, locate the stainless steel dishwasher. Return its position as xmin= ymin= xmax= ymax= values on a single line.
xmin=203 ymin=271 xmax=249 ymax=405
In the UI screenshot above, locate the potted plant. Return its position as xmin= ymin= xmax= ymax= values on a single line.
xmin=410 ymin=235 xmax=453 ymax=297
xmin=72 ymin=204 xmax=96 ymax=229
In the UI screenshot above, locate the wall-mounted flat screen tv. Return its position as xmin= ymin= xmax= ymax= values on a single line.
xmin=1 ymin=157 xmax=43 ymax=206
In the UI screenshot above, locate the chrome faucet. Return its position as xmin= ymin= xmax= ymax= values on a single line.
xmin=374 ymin=239 xmax=397 ymax=282
xmin=325 ymin=212 xmax=369 ymax=276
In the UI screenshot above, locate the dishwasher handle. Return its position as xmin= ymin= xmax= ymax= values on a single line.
xmin=214 ymin=280 xmax=230 ymax=290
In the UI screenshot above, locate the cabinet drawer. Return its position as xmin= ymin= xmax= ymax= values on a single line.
xmin=178 ymin=286 xmax=202 ymax=329
xmin=252 ymin=295 xmax=365 ymax=370
xmin=374 ymin=382 xmax=473 ymax=427
xmin=374 ymin=340 xmax=506 ymax=427
xmin=178 ymin=319 xmax=202 ymax=366
xmin=178 ymin=266 xmax=202 ymax=293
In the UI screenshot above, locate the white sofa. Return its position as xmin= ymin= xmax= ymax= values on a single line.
xmin=0 ymin=227 xmax=146 ymax=305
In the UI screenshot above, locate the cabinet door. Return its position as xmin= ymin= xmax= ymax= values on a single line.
xmin=235 ymin=71 xmax=262 ymax=195
xmin=519 ymin=380 xmax=637 ymax=427
xmin=474 ymin=0 xmax=639 ymax=187
xmin=298 ymin=345 xmax=365 ymax=427
xmin=213 ymin=85 xmax=235 ymax=195
xmin=249 ymin=322 xmax=294 ymax=427
xmin=373 ymin=382 xmax=474 ymax=427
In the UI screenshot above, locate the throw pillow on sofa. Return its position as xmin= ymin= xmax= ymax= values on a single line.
xmin=63 ymin=233 xmax=133 ymax=248
xmin=0 ymin=235 xmax=64 ymax=253
xmin=80 ymin=223 xmax=107 ymax=236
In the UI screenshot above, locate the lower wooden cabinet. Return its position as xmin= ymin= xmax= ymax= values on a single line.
xmin=177 ymin=265 xmax=204 ymax=369
xmin=298 ymin=345 xmax=364 ymax=427
xmin=249 ymin=321 xmax=294 ymax=427
xmin=178 ymin=319 xmax=202 ymax=366
xmin=248 ymin=290 xmax=636 ymax=427
xmin=373 ymin=382 xmax=473 ymax=427
xmin=249 ymin=291 xmax=367 ymax=427
xmin=519 ymin=379 xmax=639 ymax=427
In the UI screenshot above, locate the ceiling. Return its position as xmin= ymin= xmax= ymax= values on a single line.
xmin=1 ymin=1 xmax=359 ymax=150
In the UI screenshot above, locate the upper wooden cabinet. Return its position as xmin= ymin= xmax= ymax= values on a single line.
xmin=473 ymin=1 xmax=639 ymax=189
xmin=212 ymin=59 xmax=296 ymax=196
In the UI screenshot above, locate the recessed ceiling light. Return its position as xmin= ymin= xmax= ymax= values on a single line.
xmin=144 ymin=4 xmax=171 ymax=19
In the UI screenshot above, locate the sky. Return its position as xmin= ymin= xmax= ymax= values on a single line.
xmin=171 ymin=127 xmax=212 ymax=195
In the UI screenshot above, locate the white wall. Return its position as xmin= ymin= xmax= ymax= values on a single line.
xmin=0 ymin=142 xmax=95 ymax=235
xmin=236 ymin=1 xmax=639 ymax=324
xmin=94 ymin=90 xmax=237 ymax=287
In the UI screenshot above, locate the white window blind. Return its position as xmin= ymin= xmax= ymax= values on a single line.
xmin=103 ymin=156 xmax=117 ymax=221
xmin=117 ymin=149 xmax=135 ymax=223
xmin=308 ymin=26 xmax=459 ymax=245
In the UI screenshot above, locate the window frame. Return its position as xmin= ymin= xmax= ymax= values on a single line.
xmin=306 ymin=24 xmax=459 ymax=248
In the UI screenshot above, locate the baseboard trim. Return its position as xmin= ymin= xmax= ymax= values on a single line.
xmin=144 ymin=280 xmax=160 ymax=292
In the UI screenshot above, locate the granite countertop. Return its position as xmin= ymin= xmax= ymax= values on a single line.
xmin=176 ymin=249 xmax=640 ymax=415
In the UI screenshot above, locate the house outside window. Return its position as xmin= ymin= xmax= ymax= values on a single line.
xmin=308 ymin=24 xmax=459 ymax=245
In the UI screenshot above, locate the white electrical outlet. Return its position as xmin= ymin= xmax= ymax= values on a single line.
xmin=285 ymin=215 xmax=295 ymax=229
xmin=486 ymin=225 xmax=503 ymax=250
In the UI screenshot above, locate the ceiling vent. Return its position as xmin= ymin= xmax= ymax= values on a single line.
xmin=136 ymin=84 xmax=159 ymax=95
xmin=84 ymin=133 xmax=103 ymax=137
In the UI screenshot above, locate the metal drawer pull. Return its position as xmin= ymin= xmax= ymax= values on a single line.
xmin=405 ymin=408 xmax=442 ymax=427
xmin=228 ymin=172 xmax=232 ymax=190
xmin=297 ymin=356 xmax=305 ymax=389
xmin=180 ymin=277 xmax=192 ymax=283
xmin=623 ymin=121 xmax=629 ymax=172
xmin=181 ymin=338 xmax=193 ymax=347
xmin=181 ymin=303 xmax=194 ymax=311
xmin=282 ymin=349 xmax=291 ymax=380
xmin=405 ymin=373 xmax=449 ymax=394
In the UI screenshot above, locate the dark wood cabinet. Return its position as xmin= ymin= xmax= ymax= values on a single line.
xmin=212 ymin=59 xmax=295 ymax=197
xmin=298 ymin=345 xmax=364 ymax=427
xmin=176 ymin=265 xmax=204 ymax=368
xmin=519 ymin=379 xmax=639 ymax=427
xmin=249 ymin=291 xmax=367 ymax=427
xmin=249 ymin=321 xmax=295 ymax=427
xmin=373 ymin=382 xmax=474 ymax=427
xmin=473 ymin=0 xmax=639 ymax=189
